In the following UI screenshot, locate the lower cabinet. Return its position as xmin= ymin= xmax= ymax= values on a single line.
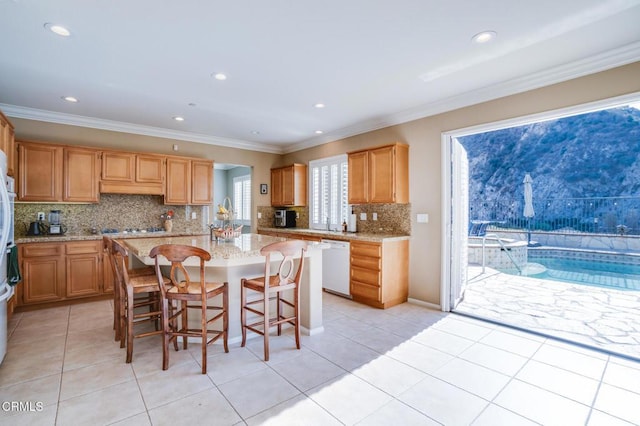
xmin=350 ymin=239 xmax=408 ymax=309
xmin=18 ymin=240 xmax=108 ymax=307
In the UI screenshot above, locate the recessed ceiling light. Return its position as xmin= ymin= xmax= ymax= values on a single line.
xmin=212 ymin=73 xmax=227 ymax=81
xmin=315 ymin=130 xmax=324 ymax=134
xmin=62 ymin=96 xmax=78 ymax=103
xmin=251 ymin=130 xmax=260 ymax=135
xmin=188 ymin=102 xmax=197 ymax=107
xmin=44 ymin=23 xmax=71 ymax=37
xmin=471 ymin=31 xmax=496 ymax=44
xmin=313 ymin=103 xmax=325 ymax=108
xmin=173 ymin=116 xmax=185 ymax=122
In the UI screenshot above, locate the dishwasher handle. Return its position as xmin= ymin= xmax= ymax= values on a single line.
xmin=321 ymin=239 xmax=350 ymax=249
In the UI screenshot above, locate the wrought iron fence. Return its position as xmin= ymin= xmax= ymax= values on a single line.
xmin=470 ymin=196 xmax=640 ymax=235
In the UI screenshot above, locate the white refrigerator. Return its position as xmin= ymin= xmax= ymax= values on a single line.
xmin=0 ymin=150 xmax=14 ymax=365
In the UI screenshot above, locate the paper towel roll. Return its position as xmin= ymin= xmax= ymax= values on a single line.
xmin=348 ymin=214 xmax=357 ymax=232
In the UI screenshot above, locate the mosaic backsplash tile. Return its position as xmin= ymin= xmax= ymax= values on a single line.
xmin=257 ymin=203 xmax=410 ymax=235
xmin=15 ymin=194 xmax=209 ymax=237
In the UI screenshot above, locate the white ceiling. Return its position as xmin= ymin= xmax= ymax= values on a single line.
xmin=1 ymin=0 xmax=639 ymax=154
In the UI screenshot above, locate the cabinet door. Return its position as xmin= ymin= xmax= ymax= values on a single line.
xmin=20 ymin=243 xmax=65 ymax=304
xmin=102 ymin=151 xmax=134 ymax=181
xmin=368 ymin=145 xmax=396 ymax=203
xmin=165 ymin=157 xmax=190 ymax=204
xmin=0 ymin=113 xmax=14 ymax=176
xmin=191 ymin=160 xmax=213 ymax=205
xmin=136 ymin=154 xmax=165 ymax=184
xmin=64 ymin=148 xmax=100 ymax=202
xmin=66 ymin=241 xmax=101 ymax=298
xmin=348 ymin=151 xmax=369 ymax=204
xmin=281 ymin=166 xmax=295 ymax=205
xmin=18 ymin=143 xmax=63 ymax=201
xmin=6 ymin=125 xmax=15 ymax=177
xmin=271 ymin=168 xmax=283 ymax=206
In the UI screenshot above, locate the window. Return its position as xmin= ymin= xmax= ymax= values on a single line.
xmin=309 ymin=154 xmax=348 ymax=230
xmin=233 ymin=174 xmax=251 ymax=224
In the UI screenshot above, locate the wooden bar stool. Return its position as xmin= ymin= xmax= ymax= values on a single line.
xmin=240 ymin=239 xmax=307 ymax=361
xmin=149 ymin=244 xmax=229 ymax=374
xmin=103 ymin=236 xmax=156 ymax=342
xmin=111 ymin=239 xmax=170 ymax=363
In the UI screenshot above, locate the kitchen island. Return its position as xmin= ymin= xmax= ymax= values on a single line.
xmin=123 ymin=233 xmax=325 ymax=342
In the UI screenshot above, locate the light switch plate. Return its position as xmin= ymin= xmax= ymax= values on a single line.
xmin=417 ymin=213 xmax=429 ymax=223
xmin=360 ymin=212 xmax=367 ymax=220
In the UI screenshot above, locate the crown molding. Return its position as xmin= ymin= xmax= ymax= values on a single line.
xmin=0 ymin=104 xmax=285 ymax=154
xmin=284 ymin=41 xmax=640 ymax=154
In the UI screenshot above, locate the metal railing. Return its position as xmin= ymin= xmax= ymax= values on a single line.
xmin=470 ymin=196 xmax=640 ymax=235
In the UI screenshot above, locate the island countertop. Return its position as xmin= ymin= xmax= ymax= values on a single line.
xmin=123 ymin=233 xmax=326 ymax=266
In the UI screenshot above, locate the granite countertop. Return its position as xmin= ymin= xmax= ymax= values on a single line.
xmin=15 ymin=230 xmax=209 ymax=244
xmin=124 ymin=233 xmax=324 ymax=261
xmin=257 ymin=227 xmax=410 ymax=242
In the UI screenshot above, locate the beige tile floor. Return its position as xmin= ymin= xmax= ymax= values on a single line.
xmin=2 ymin=293 xmax=640 ymax=425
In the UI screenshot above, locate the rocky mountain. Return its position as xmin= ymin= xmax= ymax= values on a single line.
xmin=458 ymin=106 xmax=640 ymax=232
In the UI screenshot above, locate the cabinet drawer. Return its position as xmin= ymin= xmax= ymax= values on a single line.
xmin=350 ymin=265 xmax=381 ymax=286
xmin=351 ymin=255 xmax=381 ymax=271
xmin=66 ymin=241 xmax=100 ymax=255
xmin=351 ymin=242 xmax=381 ymax=258
xmin=350 ymin=281 xmax=381 ymax=301
xmin=21 ymin=244 xmax=63 ymax=257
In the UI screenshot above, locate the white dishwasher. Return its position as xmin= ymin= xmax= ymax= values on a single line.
xmin=321 ymin=239 xmax=351 ymax=298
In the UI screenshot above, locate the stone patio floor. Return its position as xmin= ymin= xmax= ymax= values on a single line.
xmin=455 ymin=265 xmax=640 ymax=360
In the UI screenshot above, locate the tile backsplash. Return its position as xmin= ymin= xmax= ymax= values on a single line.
xmin=257 ymin=203 xmax=410 ymax=235
xmin=15 ymin=194 xmax=208 ymax=237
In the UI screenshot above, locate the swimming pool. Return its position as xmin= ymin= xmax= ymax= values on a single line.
xmin=500 ymin=249 xmax=640 ymax=291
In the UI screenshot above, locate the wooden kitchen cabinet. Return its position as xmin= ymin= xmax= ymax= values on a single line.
xmin=191 ymin=159 xmax=213 ymax=205
xmin=17 ymin=142 xmax=63 ymax=201
xmin=66 ymin=241 xmax=102 ymax=298
xmin=0 ymin=110 xmax=15 ymax=176
xmin=18 ymin=240 xmax=108 ymax=307
xmin=271 ymin=164 xmax=307 ymax=206
xmin=19 ymin=243 xmax=65 ymax=304
xmin=100 ymin=151 xmax=165 ymax=195
xmin=348 ymin=143 xmax=409 ymax=204
xmin=64 ymin=147 xmax=100 ymax=202
xmin=165 ymin=157 xmax=190 ymax=204
xmin=350 ymin=239 xmax=408 ymax=309
xmin=165 ymin=157 xmax=213 ymax=205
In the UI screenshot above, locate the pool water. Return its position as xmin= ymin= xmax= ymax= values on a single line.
xmin=504 ymin=257 xmax=640 ymax=291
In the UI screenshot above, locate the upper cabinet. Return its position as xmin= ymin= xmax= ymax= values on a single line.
xmin=0 ymin=110 xmax=15 ymax=176
xmin=271 ymin=164 xmax=307 ymax=207
xmin=348 ymin=143 xmax=409 ymax=204
xmin=165 ymin=157 xmax=213 ymax=205
xmin=18 ymin=142 xmax=63 ymax=202
xmin=18 ymin=142 xmax=100 ymax=203
xmin=16 ymin=140 xmax=211 ymax=205
xmin=100 ymin=151 xmax=165 ymax=195
xmin=191 ymin=160 xmax=213 ymax=205
xmin=64 ymin=147 xmax=100 ymax=203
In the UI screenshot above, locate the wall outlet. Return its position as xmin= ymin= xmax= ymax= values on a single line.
xmin=296 ymin=212 xmax=300 ymax=219
xmin=360 ymin=212 xmax=367 ymax=221
xmin=37 ymin=212 xmax=45 ymax=221
xmin=417 ymin=213 xmax=429 ymax=223
xmin=257 ymin=212 xmax=262 ymax=219
xmin=191 ymin=211 xmax=197 ymax=219
xmin=372 ymin=212 xmax=378 ymax=221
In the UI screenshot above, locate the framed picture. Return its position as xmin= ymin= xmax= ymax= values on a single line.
xmin=260 ymin=183 xmax=268 ymax=194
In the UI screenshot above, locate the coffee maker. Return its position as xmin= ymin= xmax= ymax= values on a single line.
xmin=48 ymin=210 xmax=64 ymax=235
